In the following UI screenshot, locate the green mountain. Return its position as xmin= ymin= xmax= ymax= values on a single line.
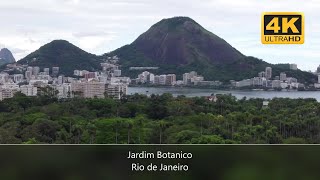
xmin=106 ymin=17 xmax=317 ymax=83
xmin=18 ymin=40 xmax=102 ymax=76
xmin=132 ymin=16 xmax=244 ymax=65
xmin=14 ymin=17 xmax=317 ymax=84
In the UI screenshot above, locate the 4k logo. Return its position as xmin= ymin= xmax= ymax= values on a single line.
xmin=262 ymin=12 xmax=304 ymax=44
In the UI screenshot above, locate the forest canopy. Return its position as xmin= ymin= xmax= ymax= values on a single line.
xmin=0 ymin=91 xmax=320 ymax=144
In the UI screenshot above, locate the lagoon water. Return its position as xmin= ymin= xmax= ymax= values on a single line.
xmin=128 ymin=87 xmax=320 ymax=101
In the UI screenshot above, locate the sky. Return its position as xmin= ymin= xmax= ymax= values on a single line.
xmin=0 ymin=0 xmax=319 ymax=71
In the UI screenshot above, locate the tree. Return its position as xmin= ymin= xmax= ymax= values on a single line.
xmin=0 ymin=128 xmax=21 ymax=144
xmin=147 ymin=95 xmax=169 ymax=119
xmin=167 ymin=130 xmax=200 ymax=144
xmin=135 ymin=116 xmax=146 ymax=144
xmin=158 ymin=120 xmax=170 ymax=144
xmin=191 ymin=135 xmax=226 ymax=144
xmin=283 ymin=137 xmax=306 ymax=144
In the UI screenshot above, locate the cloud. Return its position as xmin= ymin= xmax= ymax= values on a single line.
xmin=10 ymin=48 xmax=28 ymax=54
xmin=72 ymin=31 xmax=116 ymax=38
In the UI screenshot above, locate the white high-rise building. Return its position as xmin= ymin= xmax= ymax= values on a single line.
xmin=236 ymin=79 xmax=252 ymax=87
xmin=20 ymin=85 xmax=38 ymax=96
xmin=137 ymin=72 xmax=149 ymax=83
xmin=280 ymin=72 xmax=287 ymax=81
xmin=290 ymin=64 xmax=298 ymax=70
xmin=71 ymin=81 xmax=86 ymax=95
xmin=183 ymin=73 xmax=190 ymax=85
xmin=159 ymin=75 xmax=167 ymax=85
xmin=189 ymin=71 xmax=198 ymax=78
xmin=38 ymin=75 xmax=51 ymax=81
xmin=27 ymin=66 xmax=33 ymax=73
xmin=0 ymin=84 xmax=19 ymax=101
xmin=58 ymin=76 xmax=64 ymax=85
xmin=258 ymin=71 xmax=266 ymax=78
xmin=252 ymin=77 xmax=264 ymax=86
xmin=281 ymin=82 xmax=289 ymax=89
xmin=0 ymin=89 xmax=18 ymax=101
xmin=148 ymin=73 xmax=155 ymax=83
xmin=44 ymin=68 xmax=50 ymax=75
xmin=32 ymin=66 xmax=40 ymax=76
xmin=113 ymin=70 xmax=122 ymax=77
xmin=25 ymin=71 xmax=32 ymax=81
xmin=272 ymin=80 xmax=281 ymax=88
xmin=183 ymin=71 xmax=203 ymax=85
xmin=154 ymin=76 xmax=160 ymax=85
xmin=54 ymin=84 xmax=72 ymax=99
xmin=106 ymin=84 xmax=128 ymax=99
xmin=1 ymin=83 xmax=19 ymax=89
xmin=266 ymin=67 xmax=272 ymax=80
xmin=191 ymin=76 xmax=204 ymax=83
xmin=166 ymin=74 xmax=176 ymax=85
xmin=287 ymin=77 xmax=298 ymax=84
xmin=0 ymin=73 xmax=9 ymax=83
xmin=85 ymin=81 xmax=106 ymax=99
xmin=13 ymin=74 xmax=24 ymax=83
xmin=52 ymin=67 xmax=60 ymax=76
xmin=71 ymin=80 xmax=106 ymax=99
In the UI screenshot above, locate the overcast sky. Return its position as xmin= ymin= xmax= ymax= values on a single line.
xmin=0 ymin=0 xmax=319 ymax=71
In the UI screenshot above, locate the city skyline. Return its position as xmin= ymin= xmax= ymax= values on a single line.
xmin=0 ymin=59 xmax=130 ymax=101
xmin=0 ymin=0 xmax=319 ymax=71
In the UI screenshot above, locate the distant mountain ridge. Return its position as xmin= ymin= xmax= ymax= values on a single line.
xmin=12 ymin=17 xmax=317 ymax=83
xmin=0 ymin=48 xmax=15 ymax=66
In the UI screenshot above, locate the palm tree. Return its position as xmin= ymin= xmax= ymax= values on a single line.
xmin=125 ymin=120 xmax=134 ymax=144
xmin=114 ymin=119 xmax=121 ymax=144
xmin=158 ymin=120 xmax=168 ymax=144
xmin=136 ymin=116 xmax=145 ymax=144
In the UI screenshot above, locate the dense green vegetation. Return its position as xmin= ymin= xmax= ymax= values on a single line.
xmin=107 ymin=48 xmax=318 ymax=83
xmin=1 ymin=91 xmax=320 ymax=144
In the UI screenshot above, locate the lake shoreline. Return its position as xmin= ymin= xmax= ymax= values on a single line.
xmin=128 ymin=86 xmax=320 ymax=101
xmin=129 ymin=85 xmax=320 ymax=92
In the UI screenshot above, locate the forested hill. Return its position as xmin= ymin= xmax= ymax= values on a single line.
xmin=18 ymin=40 xmax=103 ymax=76
xmin=105 ymin=17 xmax=317 ymax=83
